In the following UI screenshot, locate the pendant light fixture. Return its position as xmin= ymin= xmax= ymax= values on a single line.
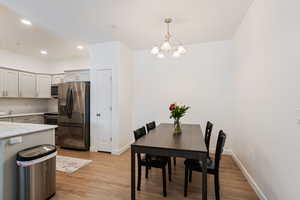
xmin=151 ymin=18 xmax=186 ymax=58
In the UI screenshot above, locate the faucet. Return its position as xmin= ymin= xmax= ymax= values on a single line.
xmin=8 ymin=110 xmax=13 ymax=115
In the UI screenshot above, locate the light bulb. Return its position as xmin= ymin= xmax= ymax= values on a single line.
xmin=40 ymin=50 xmax=48 ymax=55
xmin=177 ymin=46 xmax=186 ymax=54
xmin=173 ymin=51 xmax=181 ymax=58
xmin=20 ymin=19 xmax=32 ymax=26
xmin=157 ymin=53 xmax=165 ymax=59
xmin=150 ymin=46 xmax=159 ymax=55
xmin=161 ymin=41 xmax=172 ymax=51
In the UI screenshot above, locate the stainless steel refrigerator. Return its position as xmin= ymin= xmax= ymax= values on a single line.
xmin=57 ymin=81 xmax=90 ymax=150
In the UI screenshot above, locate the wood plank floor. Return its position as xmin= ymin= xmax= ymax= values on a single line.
xmin=51 ymin=149 xmax=259 ymax=200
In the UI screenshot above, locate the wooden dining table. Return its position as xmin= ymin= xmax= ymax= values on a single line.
xmin=131 ymin=123 xmax=208 ymax=200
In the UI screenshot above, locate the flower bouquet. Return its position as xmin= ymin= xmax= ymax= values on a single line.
xmin=169 ymin=103 xmax=190 ymax=134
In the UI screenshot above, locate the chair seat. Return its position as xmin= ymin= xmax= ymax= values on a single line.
xmin=184 ymin=158 xmax=215 ymax=174
xmin=141 ymin=154 xmax=169 ymax=168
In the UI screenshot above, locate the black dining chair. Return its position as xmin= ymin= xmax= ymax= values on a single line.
xmin=146 ymin=121 xmax=156 ymax=132
xmin=134 ymin=127 xmax=172 ymax=197
xmin=205 ymin=121 xmax=214 ymax=159
xmin=188 ymin=121 xmax=214 ymax=182
xmin=184 ymin=130 xmax=226 ymax=200
xmin=146 ymin=121 xmax=177 ymax=167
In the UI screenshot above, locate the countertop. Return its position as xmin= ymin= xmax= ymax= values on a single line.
xmin=0 ymin=122 xmax=57 ymax=139
xmin=0 ymin=112 xmax=45 ymax=119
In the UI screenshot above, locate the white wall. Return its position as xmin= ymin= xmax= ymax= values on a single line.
xmin=89 ymin=41 xmax=134 ymax=154
xmin=232 ymin=0 xmax=300 ymax=199
xmin=133 ymin=40 xmax=234 ymax=149
xmin=0 ymin=49 xmax=50 ymax=73
xmin=49 ymin=56 xmax=90 ymax=73
xmin=118 ymin=43 xmax=134 ymax=151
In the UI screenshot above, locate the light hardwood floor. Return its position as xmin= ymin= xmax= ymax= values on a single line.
xmin=52 ymin=149 xmax=259 ymax=200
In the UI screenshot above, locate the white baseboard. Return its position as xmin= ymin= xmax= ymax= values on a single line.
xmin=89 ymin=146 xmax=98 ymax=152
xmin=231 ymin=152 xmax=268 ymax=200
xmin=111 ymin=139 xmax=134 ymax=155
xmin=209 ymin=148 xmax=232 ymax=155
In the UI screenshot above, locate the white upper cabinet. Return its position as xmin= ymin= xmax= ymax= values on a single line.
xmin=52 ymin=74 xmax=64 ymax=85
xmin=0 ymin=69 xmax=19 ymax=97
xmin=19 ymin=72 xmax=36 ymax=98
xmin=36 ymin=74 xmax=51 ymax=98
xmin=5 ymin=70 xmax=19 ymax=97
xmin=64 ymin=70 xmax=90 ymax=82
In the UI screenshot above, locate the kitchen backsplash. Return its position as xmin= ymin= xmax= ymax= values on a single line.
xmin=0 ymin=99 xmax=49 ymax=114
xmin=48 ymin=99 xmax=58 ymax=113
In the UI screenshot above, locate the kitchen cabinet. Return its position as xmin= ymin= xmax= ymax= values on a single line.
xmin=36 ymin=75 xmax=51 ymax=98
xmin=19 ymin=72 xmax=36 ymax=98
xmin=0 ymin=69 xmax=19 ymax=97
xmin=52 ymin=74 xmax=64 ymax=85
xmin=64 ymin=69 xmax=90 ymax=82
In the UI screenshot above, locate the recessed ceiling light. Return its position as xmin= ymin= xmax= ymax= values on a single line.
xmin=20 ymin=19 xmax=32 ymax=26
xmin=77 ymin=45 xmax=84 ymax=50
xmin=40 ymin=50 xmax=48 ymax=55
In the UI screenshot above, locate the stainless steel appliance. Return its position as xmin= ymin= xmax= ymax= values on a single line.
xmin=51 ymin=85 xmax=59 ymax=98
xmin=17 ymin=144 xmax=57 ymax=200
xmin=44 ymin=112 xmax=58 ymax=125
xmin=57 ymin=81 xmax=90 ymax=150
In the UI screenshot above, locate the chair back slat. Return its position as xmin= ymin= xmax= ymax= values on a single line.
xmin=205 ymin=121 xmax=213 ymax=156
xmin=214 ymin=130 xmax=226 ymax=170
xmin=146 ymin=121 xmax=156 ymax=133
xmin=134 ymin=127 xmax=147 ymax=141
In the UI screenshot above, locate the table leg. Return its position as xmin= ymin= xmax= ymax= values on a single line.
xmin=202 ymin=156 xmax=207 ymax=200
xmin=131 ymin=148 xmax=136 ymax=200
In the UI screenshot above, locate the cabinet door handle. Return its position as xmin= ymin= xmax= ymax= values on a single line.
xmin=96 ymin=113 xmax=101 ymax=117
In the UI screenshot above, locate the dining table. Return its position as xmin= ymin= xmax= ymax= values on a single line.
xmin=131 ymin=123 xmax=208 ymax=200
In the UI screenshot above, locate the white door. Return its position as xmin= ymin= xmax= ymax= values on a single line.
xmin=93 ymin=69 xmax=112 ymax=152
xmin=36 ymin=75 xmax=51 ymax=98
xmin=5 ymin=70 xmax=19 ymax=97
xmin=19 ymin=72 xmax=36 ymax=97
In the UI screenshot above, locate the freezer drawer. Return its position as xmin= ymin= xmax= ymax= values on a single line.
xmin=57 ymin=124 xmax=89 ymax=150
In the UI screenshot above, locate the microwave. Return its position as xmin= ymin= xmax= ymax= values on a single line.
xmin=51 ymin=85 xmax=58 ymax=97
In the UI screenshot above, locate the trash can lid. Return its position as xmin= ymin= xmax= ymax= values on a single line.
xmin=17 ymin=144 xmax=57 ymax=161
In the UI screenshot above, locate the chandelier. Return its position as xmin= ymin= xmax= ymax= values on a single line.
xmin=151 ymin=18 xmax=186 ymax=58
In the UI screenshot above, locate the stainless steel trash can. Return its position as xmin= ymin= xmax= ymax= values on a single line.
xmin=17 ymin=144 xmax=57 ymax=200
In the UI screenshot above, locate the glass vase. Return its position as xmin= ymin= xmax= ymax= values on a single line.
xmin=174 ymin=119 xmax=182 ymax=134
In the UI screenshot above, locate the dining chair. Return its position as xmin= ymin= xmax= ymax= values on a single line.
xmin=184 ymin=130 xmax=226 ymax=200
xmin=134 ymin=127 xmax=172 ymax=197
xmin=146 ymin=121 xmax=177 ymax=167
xmin=187 ymin=121 xmax=214 ymax=182
xmin=146 ymin=121 xmax=156 ymax=132
xmin=205 ymin=121 xmax=214 ymax=159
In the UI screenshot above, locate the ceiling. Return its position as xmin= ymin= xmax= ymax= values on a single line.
xmin=0 ymin=0 xmax=253 ymax=58
xmin=0 ymin=4 xmax=88 ymax=60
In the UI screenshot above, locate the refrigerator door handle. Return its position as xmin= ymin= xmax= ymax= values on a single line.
xmin=68 ymin=88 xmax=74 ymax=118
